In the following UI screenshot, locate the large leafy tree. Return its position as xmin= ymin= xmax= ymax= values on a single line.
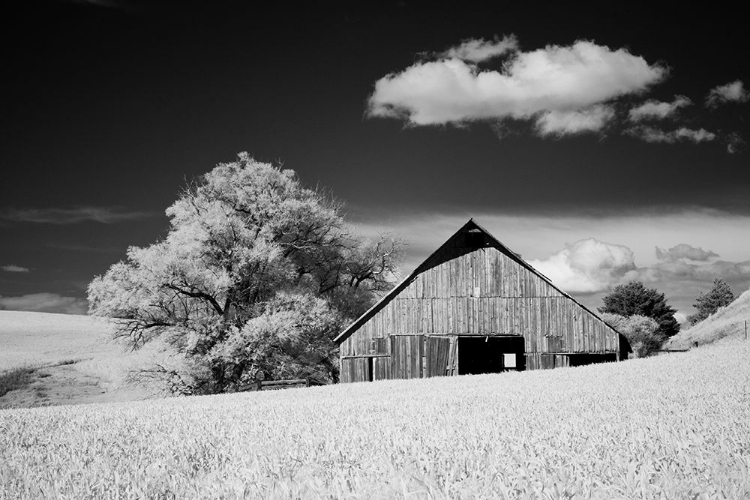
xmin=88 ymin=153 xmax=402 ymax=394
xmin=599 ymin=281 xmax=680 ymax=338
xmin=688 ymin=278 xmax=734 ymax=325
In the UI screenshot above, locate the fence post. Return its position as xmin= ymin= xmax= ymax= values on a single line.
xmin=256 ymin=379 xmax=262 ymax=392
xmin=745 ymin=320 xmax=747 ymax=341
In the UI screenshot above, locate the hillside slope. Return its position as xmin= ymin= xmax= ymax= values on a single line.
xmin=0 ymin=311 xmax=114 ymax=370
xmin=0 ymin=311 xmax=154 ymax=407
xmin=667 ymin=287 xmax=750 ymax=349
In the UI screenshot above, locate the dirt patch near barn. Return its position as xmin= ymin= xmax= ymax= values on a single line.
xmin=0 ymin=311 xmax=160 ymax=409
xmin=0 ymin=360 xmax=153 ymax=409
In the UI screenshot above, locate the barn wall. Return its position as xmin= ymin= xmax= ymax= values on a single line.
xmin=340 ymin=246 xmax=619 ymax=360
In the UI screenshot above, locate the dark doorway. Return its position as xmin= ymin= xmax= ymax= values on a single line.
xmin=567 ymin=353 xmax=617 ymax=367
xmin=457 ymin=336 xmax=525 ymax=375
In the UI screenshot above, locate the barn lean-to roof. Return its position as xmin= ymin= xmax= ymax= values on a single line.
xmin=335 ymin=218 xmax=620 ymax=345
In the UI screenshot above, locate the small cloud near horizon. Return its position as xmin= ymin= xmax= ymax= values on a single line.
xmin=706 ymin=80 xmax=749 ymax=108
xmin=1 ymin=206 xmax=154 ymax=225
xmin=2 ymin=264 xmax=30 ymax=273
xmin=437 ymin=35 xmax=519 ymax=62
xmin=656 ymin=244 xmax=718 ymax=262
xmin=624 ymin=126 xmax=716 ymax=144
xmin=536 ymin=105 xmax=616 ymax=137
xmin=726 ymin=133 xmax=746 ymax=154
xmin=529 ymin=238 xmax=750 ymax=317
xmin=628 ymin=96 xmax=693 ymax=122
xmin=0 ymin=293 xmax=88 ymax=315
xmin=528 ymin=239 xmax=637 ymax=294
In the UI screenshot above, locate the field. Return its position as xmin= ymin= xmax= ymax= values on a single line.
xmin=0 ymin=311 xmax=155 ymax=408
xmin=2 ymin=336 xmax=749 ymax=499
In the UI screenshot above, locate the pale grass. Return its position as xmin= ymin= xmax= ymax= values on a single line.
xmin=0 ymin=311 xmax=115 ymax=371
xmin=0 ymin=311 xmax=158 ymax=402
xmin=668 ymin=287 xmax=750 ymax=349
xmin=2 ymin=339 xmax=749 ymax=499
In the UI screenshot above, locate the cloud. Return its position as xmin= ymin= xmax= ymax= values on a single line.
xmin=2 ymin=265 xmax=30 ymax=273
xmin=628 ymin=95 xmax=692 ymax=122
xmin=726 ymin=133 xmax=746 ymax=154
xmin=367 ymin=38 xmax=666 ymax=126
xmin=625 ymin=126 xmax=716 ymax=144
xmin=438 ymin=35 xmax=519 ymax=62
xmin=0 ymin=293 xmax=88 ymax=315
xmin=706 ymin=80 xmax=749 ymax=108
xmin=367 ymin=37 xmax=742 ymax=153
xmin=1 ymin=206 xmax=153 ymax=224
xmin=528 ymin=239 xmax=637 ymax=294
xmin=526 ymin=238 xmax=750 ymax=318
xmin=674 ymin=128 xmax=717 ymax=143
xmin=535 ymin=105 xmax=616 ymax=136
xmin=656 ymin=244 xmax=718 ymax=262
xmin=672 ymin=312 xmax=689 ymax=326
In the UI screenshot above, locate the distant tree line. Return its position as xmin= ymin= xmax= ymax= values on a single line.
xmin=599 ymin=278 xmax=736 ymax=357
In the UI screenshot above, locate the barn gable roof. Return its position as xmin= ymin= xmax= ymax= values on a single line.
xmin=334 ymin=219 xmax=619 ymax=345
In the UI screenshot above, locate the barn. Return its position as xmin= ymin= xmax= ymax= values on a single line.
xmin=335 ymin=219 xmax=629 ymax=383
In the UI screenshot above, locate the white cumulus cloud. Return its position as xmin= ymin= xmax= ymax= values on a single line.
xmin=536 ymin=105 xmax=616 ymax=136
xmin=674 ymin=128 xmax=716 ymax=142
xmin=706 ymin=80 xmax=749 ymax=108
xmin=367 ymin=38 xmax=666 ymax=126
xmin=439 ymin=35 xmax=519 ymax=62
xmin=628 ymin=95 xmax=693 ymax=121
xmin=528 ymin=239 xmax=637 ymax=294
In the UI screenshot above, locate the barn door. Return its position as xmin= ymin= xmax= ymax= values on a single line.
xmin=425 ymin=337 xmax=451 ymax=377
xmin=340 ymin=357 xmax=370 ymax=382
xmin=372 ymin=357 xmax=391 ymax=381
xmin=390 ymin=335 xmax=423 ymax=379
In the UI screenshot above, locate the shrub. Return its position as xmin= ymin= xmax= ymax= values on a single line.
xmin=0 ymin=367 xmax=35 ymax=397
xmin=601 ymin=313 xmax=664 ymax=358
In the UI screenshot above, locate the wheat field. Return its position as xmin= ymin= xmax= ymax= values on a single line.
xmin=2 ymin=337 xmax=749 ymax=499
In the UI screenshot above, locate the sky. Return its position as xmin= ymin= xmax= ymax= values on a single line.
xmin=1 ymin=0 xmax=749 ymax=324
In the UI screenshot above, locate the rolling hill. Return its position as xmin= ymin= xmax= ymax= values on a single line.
xmin=0 ymin=311 xmax=154 ymax=408
xmin=667 ymin=287 xmax=750 ymax=349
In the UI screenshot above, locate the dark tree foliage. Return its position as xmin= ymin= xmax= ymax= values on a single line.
xmin=688 ymin=278 xmax=735 ymax=325
xmin=599 ymin=281 xmax=680 ymax=338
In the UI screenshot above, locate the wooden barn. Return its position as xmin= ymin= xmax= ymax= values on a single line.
xmin=335 ymin=219 xmax=629 ymax=383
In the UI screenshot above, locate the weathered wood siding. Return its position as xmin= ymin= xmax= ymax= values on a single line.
xmin=391 ymin=335 xmax=423 ymax=379
xmin=340 ymin=245 xmax=619 ymax=359
xmin=425 ymin=336 xmax=451 ymax=377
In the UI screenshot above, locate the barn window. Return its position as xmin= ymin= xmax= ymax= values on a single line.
xmin=465 ymin=228 xmax=485 ymax=248
xmin=370 ymin=337 xmax=387 ymax=355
